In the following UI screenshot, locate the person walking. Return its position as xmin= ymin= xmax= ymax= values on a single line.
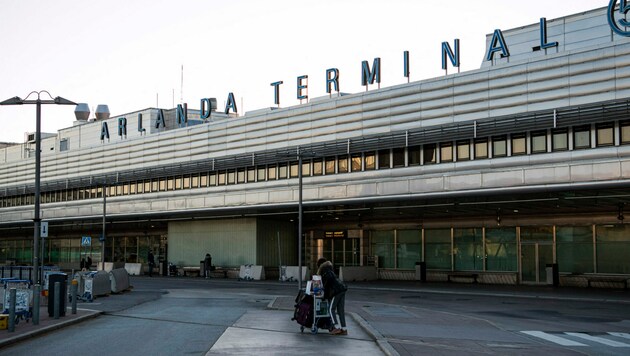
xmin=148 ymin=250 xmax=155 ymax=277
xmin=204 ymin=253 xmax=212 ymax=278
xmin=317 ymin=257 xmax=348 ymax=335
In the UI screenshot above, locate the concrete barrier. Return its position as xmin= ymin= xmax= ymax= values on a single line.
xmin=238 ymin=265 xmax=265 ymax=280
xmin=281 ymin=266 xmax=310 ymax=282
xmin=339 ymin=266 xmax=378 ymax=282
xmin=91 ymin=271 xmax=111 ymax=297
xmin=124 ymin=263 xmax=142 ymax=276
xmin=109 ymin=268 xmax=131 ymax=293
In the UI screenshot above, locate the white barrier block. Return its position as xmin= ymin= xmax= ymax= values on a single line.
xmin=339 ymin=266 xmax=377 ymax=282
xmin=282 ymin=266 xmax=310 ymax=282
xmin=239 ymin=265 xmax=265 ymax=280
xmin=124 ymin=263 xmax=142 ymax=276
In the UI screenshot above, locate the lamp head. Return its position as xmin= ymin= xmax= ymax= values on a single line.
xmin=0 ymin=96 xmax=24 ymax=105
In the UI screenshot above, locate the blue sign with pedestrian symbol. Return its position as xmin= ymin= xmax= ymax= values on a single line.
xmin=81 ymin=236 xmax=91 ymax=247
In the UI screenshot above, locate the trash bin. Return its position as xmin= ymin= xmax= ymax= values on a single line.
xmin=545 ymin=263 xmax=559 ymax=287
xmin=48 ymin=273 xmax=67 ymax=317
xmin=415 ymin=262 xmax=427 ymax=282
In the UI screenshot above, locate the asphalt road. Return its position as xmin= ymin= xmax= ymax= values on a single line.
xmin=1 ymin=277 xmax=629 ymax=355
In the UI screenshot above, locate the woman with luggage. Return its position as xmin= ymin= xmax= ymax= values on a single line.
xmin=317 ymin=257 xmax=348 ymax=335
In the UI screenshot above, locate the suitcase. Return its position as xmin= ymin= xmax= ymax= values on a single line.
xmin=292 ymin=290 xmax=313 ymax=328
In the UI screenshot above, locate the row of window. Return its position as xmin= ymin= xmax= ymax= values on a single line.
xmin=1 ymin=120 xmax=630 ymax=208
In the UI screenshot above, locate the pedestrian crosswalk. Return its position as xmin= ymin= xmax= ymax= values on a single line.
xmin=521 ymin=331 xmax=630 ymax=348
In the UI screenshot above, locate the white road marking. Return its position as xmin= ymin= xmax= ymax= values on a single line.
xmin=608 ymin=332 xmax=630 ymax=340
xmin=520 ymin=331 xmax=587 ymax=346
xmin=565 ymin=332 xmax=630 ymax=347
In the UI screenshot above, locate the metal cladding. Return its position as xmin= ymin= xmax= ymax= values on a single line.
xmin=74 ymin=103 xmax=90 ymax=121
xmin=95 ymin=105 xmax=110 ymax=121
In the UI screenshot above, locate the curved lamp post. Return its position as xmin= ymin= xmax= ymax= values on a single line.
xmin=0 ymin=91 xmax=76 ymax=285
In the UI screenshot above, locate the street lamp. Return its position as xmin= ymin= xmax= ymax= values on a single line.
xmin=0 ymin=90 xmax=76 ymax=285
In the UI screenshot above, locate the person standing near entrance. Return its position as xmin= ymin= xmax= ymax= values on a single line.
xmin=148 ymin=250 xmax=155 ymax=277
xmin=317 ymin=257 xmax=348 ymax=335
xmin=204 ymin=253 xmax=212 ymax=278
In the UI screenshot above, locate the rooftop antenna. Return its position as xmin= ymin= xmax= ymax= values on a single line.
xmin=172 ymin=89 xmax=175 ymax=108
xmin=156 ymin=93 xmax=158 ymax=107
xmin=180 ymin=64 xmax=184 ymax=104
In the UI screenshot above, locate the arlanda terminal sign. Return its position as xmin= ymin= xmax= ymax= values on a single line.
xmin=99 ymin=1 xmax=630 ymax=142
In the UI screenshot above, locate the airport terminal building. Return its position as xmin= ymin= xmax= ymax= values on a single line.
xmin=1 ymin=6 xmax=630 ymax=286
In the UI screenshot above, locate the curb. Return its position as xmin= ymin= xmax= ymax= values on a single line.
xmin=0 ymin=311 xmax=101 ymax=349
xmin=349 ymin=312 xmax=400 ymax=356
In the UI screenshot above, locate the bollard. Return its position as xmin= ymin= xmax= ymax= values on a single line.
xmin=8 ymin=288 xmax=16 ymax=332
xmin=53 ymin=281 xmax=60 ymax=319
xmin=71 ymin=279 xmax=78 ymax=314
xmin=33 ymin=284 xmax=40 ymax=325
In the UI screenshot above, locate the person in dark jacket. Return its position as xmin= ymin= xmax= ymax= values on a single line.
xmin=204 ymin=253 xmax=212 ymax=278
xmin=317 ymin=257 xmax=348 ymax=335
xmin=148 ymin=250 xmax=155 ymax=277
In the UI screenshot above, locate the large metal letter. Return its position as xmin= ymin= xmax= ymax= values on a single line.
xmin=297 ymin=75 xmax=308 ymax=100
xmin=200 ymin=98 xmax=217 ymax=119
xmin=176 ymin=103 xmax=188 ymax=127
xmin=137 ymin=113 xmax=145 ymax=133
xmin=117 ymin=117 xmax=127 ymax=137
xmin=224 ymin=92 xmax=237 ymax=114
xmin=540 ymin=18 xmax=558 ymax=49
xmin=326 ymin=68 xmax=340 ymax=94
xmin=441 ymin=39 xmax=460 ymax=70
xmin=100 ymin=122 xmax=109 ymax=141
xmin=270 ymin=81 xmax=283 ymax=105
xmin=485 ymin=29 xmax=510 ymax=61
xmin=361 ymin=58 xmax=381 ymax=86
xmin=155 ymin=109 xmax=166 ymax=129
xmin=608 ymin=0 xmax=630 ymax=36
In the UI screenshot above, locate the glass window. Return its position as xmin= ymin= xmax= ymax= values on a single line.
xmin=351 ymin=154 xmax=362 ymax=172
xmin=364 ymin=152 xmax=376 ymax=170
xmin=393 ymin=148 xmax=405 ymax=167
xmin=151 ymin=179 xmax=159 ymax=192
xmin=144 ymin=181 xmax=150 ymax=193
xmin=511 ymin=133 xmax=526 ymax=155
xmin=200 ymin=173 xmax=208 ymax=187
xmin=397 ymin=230 xmax=422 ymax=269
xmin=337 ymin=155 xmax=348 ymax=173
xmin=116 ymin=185 xmax=123 ymax=195
xmin=440 ymin=142 xmax=453 ymax=163
xmin=159 ymin=179 xmax=167 ymax=191
xmin=313 ymin=160 xmax=323 ymax=175
xmin=278 ymin=164 xmax=288 ymax=179
xmin=268 ymin=165 xmax=277 ymax=180
xmin=302 ymin=161 xmax=311 ymax=176
xmin=247 ymin=168 xmax=256 ymax=182
xmin=290 ymin=161 xmax=299 ymax=178
xmin=209 ymin=172 xmax=216 ymax=186
xmin=552 ymin=129 xmax=568 ymax=151
xmin=531 ymin=130 xmax=547 ymax=153
xmin=453 ymin=228 xmax=483 ymax=271
xmin=474 ymin=139 xmax=488 ymax=159
xmin=130 ymin=183 xmax=136 ymax=194
xmin=378 ymin=149 xmax=390 ymax=169
xmin=183 ymin=176 xmax=191 ymax=189
xmin=425 ymin=229 xmax=451 ymax=269
xmin=621 ymin=121 xmax=630 ymax=144
xmin=227 ymin=170 xmax=236 ymax=184
xmin=218 ymin=171 xmax=226 ymax=185
xmin=485 ymin=228 xmax=517 ymax=271
xmin=573 ymin=125 xmax=591 ymax=149
xmin=423 ymin=144 xmax=437 ymax=164
xmin=408 ymin=145 xmax=421 ymax=166
xmin=237 ymin=169 xmax=245 ymax=183
xmin=325 ymin=157 xmax=335 ymax=175
xmin=456 ymin=140 xmax=470 ymax=161
xmin=557 ymin=226 xmax=593 ymax=274
xmin=167 ymin=178 xmax=174 ymax=190
xmin=492 ymin=136 xmax=507 ymax=157
xmin=596 ymin=123 xmax=614 ymax=146
xmin=175 ymin=177 xmax=182 ymax=190
xmin=190 ymin=174 xmax=198 ymax=188
xmin=371 ymin=230 xmax=395 ymax=268
xmin=596 ymin=224 xmax=630 ymax=273
xmin=257 ymin=167 xmax=266 ymax=181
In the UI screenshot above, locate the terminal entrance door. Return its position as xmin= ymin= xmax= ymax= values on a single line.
xmin=521 ymin=243 xmax=553 ymax=284
xmin=520 ymin=227 xmax=554 ymax=284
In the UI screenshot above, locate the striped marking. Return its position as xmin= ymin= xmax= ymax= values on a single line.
xmin=608 ymin=332 xmax=630 ymax=340
xmin=520 ymin=331 xmax=587 ymax=346
xmin=565 ymin=332 xmax=630 ymax=347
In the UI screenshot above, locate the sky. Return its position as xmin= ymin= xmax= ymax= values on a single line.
xmin=0 ymin=0 xmax=607 ymax=142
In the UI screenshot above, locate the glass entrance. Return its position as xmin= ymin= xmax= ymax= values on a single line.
xmin=521 ymin=243 xmax=553 ymax=284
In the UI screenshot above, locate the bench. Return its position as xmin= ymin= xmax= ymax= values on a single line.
xmin=182 ymin=266 xmax=201 ymax=277
xmin=584 ymin=275 xmax=629 ymax=289
xmin=447 ymin=272 xmax=479 ymax=283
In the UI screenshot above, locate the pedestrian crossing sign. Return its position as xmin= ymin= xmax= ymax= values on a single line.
xmin=81 ymin=236 xmax=91 ymax=247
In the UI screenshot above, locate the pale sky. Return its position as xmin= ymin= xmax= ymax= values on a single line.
xmin=0 ymin=0 xmax=606 ymax=142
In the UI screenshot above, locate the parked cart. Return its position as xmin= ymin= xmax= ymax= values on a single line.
xmin=292 ymin=276 xmax=331 ymax=334
xmin=1 ymin=279 xmax=33 ymax=324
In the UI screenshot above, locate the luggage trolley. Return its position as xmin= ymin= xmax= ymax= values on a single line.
xmin=292 ymin=276 xmax=331 ymax=334
xmin=1 ymin=279 xmax=33 ymax=324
